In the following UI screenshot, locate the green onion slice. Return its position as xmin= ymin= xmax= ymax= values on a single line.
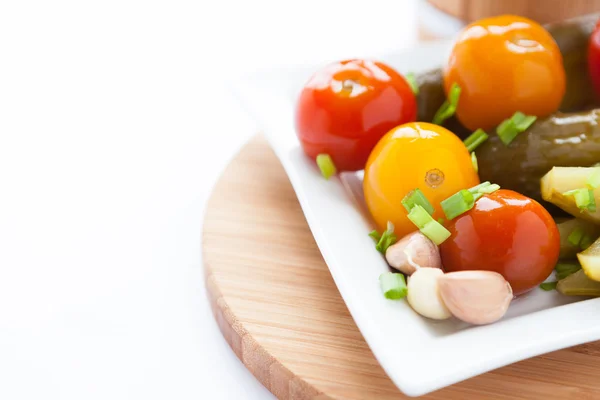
xmin=440 ymin=182 xmax=500 ymax=221
xmin=402 ymin=188 xmax=435 ymax=215
xmin=369 ymin=221 xmax=397 ymax=254
xmin=539 ymin=281 xmax=557 ymax=291
xmin=441 ymin=189 xmax=474 ymax=220
xmin=316 ymin=154 xmax=337 ymax=180
xmin=581 ymin=234 xmax=596 ymax=250
xmin=368 ymin=230 xmax=381 ymax=242
xmin=556 ymin=263 xmax=582 ymax=280
xmin=496 ymin=112 xmax=537 ymax=146
xmin=568 ymin=227 xmax=584 ymax=247
xmin=405 ymin=73 xmax=419 ymax=95
xmin=555 ymin=263 xmax=581 ymax=274
xmin=477 ymin=183 xmax=500 ymax=194
xmin=512 ymin=111 xmax=537 ymax=131
xmin=407 ymin=205 xmax=451 ymax=245
xmin=379 ymin=272 xmax=408 ymax=300
xmin=420 ymin=220 xmax=451 ymax=245
xmin=471 ymin=152 xmax=478 ymax=173
xmin=563 ymin=188 xmax=596 ymax=212
xmin=588 ymin=168 xmax=600 ymax=189
xmin=464 ymin=129 xmax=489 ymax=152
xmin=468 ymin=181 xmax=491 ymax=194
xmin=432 ymin=83 xmax=461 ymax=125
xmin=555 ymin=263 xmax=581 ymax=280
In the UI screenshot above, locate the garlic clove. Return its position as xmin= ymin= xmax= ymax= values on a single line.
xmin=407 ymin=268 xmax=451 ymax=320
xmin=385 ymin=231 xmax=442 ymax=275
xmin=438 ymin=271 xmax=513 ymax=325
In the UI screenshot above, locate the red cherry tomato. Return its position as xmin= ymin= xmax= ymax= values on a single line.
xmin=295 ymin=59 xmax=417 ymax=172
xmin=439 ymin=190 xmax=560 ymax=295
xmin=588 ymin=20 xmax=600 ymax=97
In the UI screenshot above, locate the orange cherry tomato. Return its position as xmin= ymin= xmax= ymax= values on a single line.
xmin=444 ymin=15 xmax=565 ymax=131
xmin=364 ymin=122 xmax=479 ymax=237
xmin=295 ymin=59 xmax=417 ymax=172
xmin=439 ymin=189 xmax=560 ymax=295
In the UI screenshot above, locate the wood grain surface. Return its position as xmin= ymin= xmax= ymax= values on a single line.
xmin=427 ymin=0 xmax=600 ymax=24
xmin=203 ymin=135 xmax=600 ymax=399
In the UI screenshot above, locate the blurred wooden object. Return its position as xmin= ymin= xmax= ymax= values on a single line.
xmin=428 ymin=0 xmax=600 ymax=24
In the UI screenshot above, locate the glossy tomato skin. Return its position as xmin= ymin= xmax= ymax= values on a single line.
xmin=588 ymin=21 xmax=600 ymax=97
xmin=444 ymin=15 xmax=565 ymax=131
xmin=364 ymin=122 xmax=479 ymax=237
xmin=439 ymin=190 xmax=560 ymax=296
xmin=295 ymin=59 xmax=417 ymax=172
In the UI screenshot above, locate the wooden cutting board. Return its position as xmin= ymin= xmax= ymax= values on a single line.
xmin=203 ymin=135 xmax=600 ymax=400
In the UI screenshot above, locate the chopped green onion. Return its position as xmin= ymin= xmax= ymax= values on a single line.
xmin=539 ymin=281 xmax=557 ymax=291
xmin=420 ymin=220 xmax=451 ymax=244
xmin=563 ymin=188 xmax=596 ymax=212
xmin=370 ymin=221 xmax=397 ymax=254
xmin=555 ymin=263 xmax=581 ymax=274
xmin=477 ymin=183 xmax=500 ymax=194
xmin=432 ymin=82 xmax=461 ymax=125
xmin=405 ymin=73 xmax=419 ymax=95
xmin=407 ymin=205 xmax=430 ymax=228
xmin=468 ymin=181 xmax=491 ymax=194
xmin=471 ymin=152 xmax=478 ymax=173
xmin=568 ymin=227 xmax=584 ymax=247
xmin=379 ymin=272 xmax=408 ymax=299
xmin=440 ymin=182 xmax=500 ymax=221
xmin=555 ymin=263 xmax=581 ymax=280
xmin=407 ymin=205 xmax=451 ymax=245
xmin=401 ymin=188 xmax=435 ymax=215
xmin=441 ymin=189 xmax=474 ymax=220
xmin=316 ymin=154 xmax=337 ymax=180
xmin=368 ymin=230 xmax=381 ymax=242
xmin=496 ymin=119 xmax=518 ymax=145
xmin=464 ymin=129 xmax=489 ymax=152
xmin=496 ymin=112 xmax=537 ymax=146
xmin=588 ymin=168 xmax=600 ymax=189
xmin=512 ymin=111 xmax=537 ymax=131
xmin=581 ymin=234 xmax=596 ymax=250
xmin=556 ymin=266 xmax=582 ymax=280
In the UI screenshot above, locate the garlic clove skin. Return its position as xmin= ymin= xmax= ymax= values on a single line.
xmin=385 ymin=231 xmax=442 ymax=275
xmin=438 ymin=271 xmax=513 ymax=325
xmin=407 ymin=268 xmax=451 ymax=320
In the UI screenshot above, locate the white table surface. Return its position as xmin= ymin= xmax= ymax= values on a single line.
xmin=0 ymin=1 xmax=458 ymax=398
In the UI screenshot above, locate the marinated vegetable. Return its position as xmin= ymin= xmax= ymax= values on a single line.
xmin=295 ymin=59 xmax=416 ymax=172
xmin=385 ymin=231 xmax=441 ymax=275
xmin=556 ymin=218 xmax=600 ymax=258
xmin=541 ymin=167 xmax=600 ymax=222
xmin=444 ymin=15 xmax=565 ymax=131
xmin=557 ymin=268 xmax=600 ymax=296
xmin=439 ymin=189 xmax=560 ymax=295
xmin=438 ymin=271 xmax=512 ymax=325
xmin=363 ymin=122 xmax=479 ymax=236
xmin=578 ymin=236 xmax=600 ymax=281
xmin=415 ymin=13 xmax=600 ymax=124
xmin=477 ymin=110 xmax=600 ymax=203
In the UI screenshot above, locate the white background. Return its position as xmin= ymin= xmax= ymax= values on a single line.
xmin=0 ymin=1 xmax=457 ymax=398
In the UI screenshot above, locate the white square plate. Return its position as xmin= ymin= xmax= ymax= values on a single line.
xmin=232 ymin=41 xmax=600 ymax=397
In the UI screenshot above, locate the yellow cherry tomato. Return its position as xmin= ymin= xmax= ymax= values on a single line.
xmin=364 ymin=122 xmax=480 ymax=237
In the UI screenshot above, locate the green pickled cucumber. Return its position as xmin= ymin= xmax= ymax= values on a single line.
xmin=477 ymin=110 xmax=600 ymax=204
